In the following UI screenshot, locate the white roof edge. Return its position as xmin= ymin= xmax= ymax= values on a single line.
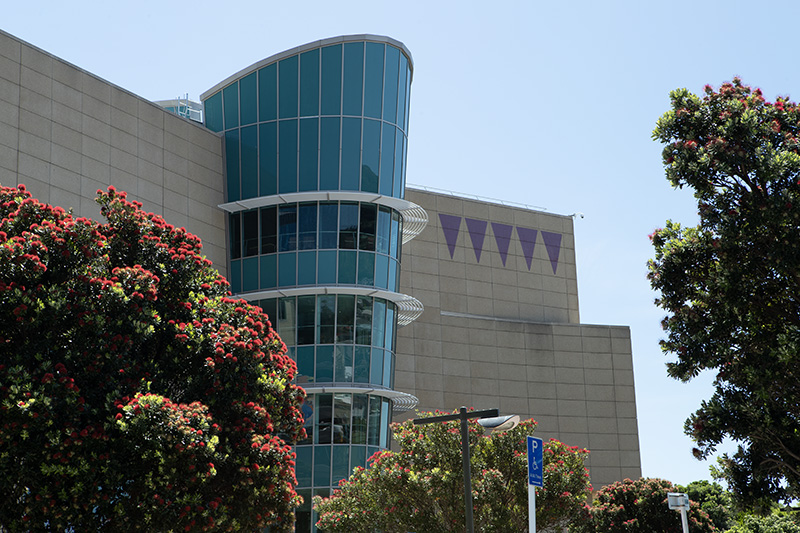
xmin=200 ymin=34 xmax=413 ymax=101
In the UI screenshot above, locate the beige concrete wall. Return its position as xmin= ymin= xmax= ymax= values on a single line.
xmin=396 ymin=189 xmax=641 ymax=489
xmin=0 ymin=30 xmax=227 ymax=276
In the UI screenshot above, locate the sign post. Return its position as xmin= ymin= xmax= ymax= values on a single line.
xmin=667 ymin=492 xmax=690 ymax=533
xmin=527 ymin=436 xmax=543 ymax=533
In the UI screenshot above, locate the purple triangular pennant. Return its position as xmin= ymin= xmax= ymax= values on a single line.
xmin=516 ymin=227 xmax=538 ymax=270
xmin=439 ymin=214 xmax=462 ymax=259
xmin=465 ymin=218 xmax=488 ymax=262
xmin=541 ymin=231 xmax=562 ymax=274
xmin=491 ymin=222 xmax=513 ymax=266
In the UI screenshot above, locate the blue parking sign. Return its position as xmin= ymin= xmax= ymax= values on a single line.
xmin=527 ymin=436 xmax=543 ymax=487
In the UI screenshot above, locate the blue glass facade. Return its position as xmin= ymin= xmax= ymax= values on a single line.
xmin=201 ymin=36 xmax=421 ymax=532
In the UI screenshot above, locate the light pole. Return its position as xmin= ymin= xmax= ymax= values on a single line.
xmin=412 ymin=407 xmax=519 ymax=533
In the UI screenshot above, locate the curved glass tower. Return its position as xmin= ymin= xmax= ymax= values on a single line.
xmin=200 ymin=35 xmax=426 ymax=531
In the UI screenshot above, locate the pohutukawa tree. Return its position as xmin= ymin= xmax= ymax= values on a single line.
xmin=650 ymin=78 xmax=800 ymax=509
xmin=314 ymin=414 xmax=591 ymax=533
xmin=0 ymin=186 xmax=305 ymax=532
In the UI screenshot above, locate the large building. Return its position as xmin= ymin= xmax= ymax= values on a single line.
xmin=0 ymin=29 xmax=640 ymax=531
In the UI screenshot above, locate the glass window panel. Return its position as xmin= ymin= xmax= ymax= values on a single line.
xmin=363 ymin=43 xmax=384 ymax=119
xmin=204 ymin=91 xmax=223 ymax=132
xmin=374 ymin=254 xmax=389 ymax=290
xmin=385 ymin=304 xmax=396 ymax=352
xmin=318 ymin=203 xmax=338 ymax=249
xmin=239 ymin=71 xmax=257 ymax=126
xmin=357 ymin=252 xmax=374 ymax=286
xmin=404 ymin=61 xmax=411 ymax=132
xmin=355 ymin=296 xmax=372 ymax=346
xmin=351 ymin=446 xmax=366 ymax=473
xmin=313 ymin=445 xmax=331 ymax=487
xmin=361 ymin=119 xmax=380 ymax=193
xmin=224 ymin=130 xmax=240 ymax=201
xmin=390 ymin=211 xmax=400 ymax=259
xmin=278 ymin=252 xmax=296 ymax=287
xmin=370 ymin=348 xmax=383 ymax=386
xmin=354 ymin=347 xmax=370 ymax=383
xmin=397 ymin=54 xmax=408 ymax=131
xmin=299 ymin=119 xmax=318 ymax=192
xmin=242 ymin=209 xmax=259 ymax=257
xmin=367 ymin=396 xmax=381 ymax=446
xmin=260 ymin=254 xmax=276 ymax=289
xmin=379 ymin=123 xmax=395 ymax=196
xmin=342 ymin=42 xmax=364 ymax=116
xmin=388 ymin=258 xmax=398 ymax=292
xmin=336 ymin=294 xmax=355 ymax=343
xmin=321 ymin=44 xmax=342 ymax=116
xmin=295 ymin=446 xmax=312 ymax=485
xmin=296 ymin=487 xmax=312 ymax=531
xmin=332 ymin=446 xmax=350 ymax=485
xmin=393 ymin=130 xmax=405 ymax=198
xmin=242 ymin=257 xmax=258 ymax=292
xmin=333 ymin=394 xmax=351 ymax=444
xmin=351 ymin=395 xmax=368 ymax=445
xmin=279 ymin=55 xmax=298 ymax=119
xmin=223 ymin=83 xmax=239 ymax=129
xmin=316 ymin=393 xmax=333 ymax=445
xmin=297 ymin=295 xmax=316 ymax=345
xmin=318 ymin=250 xmax=337 ymax=284
xmin=229 ymin=259 xmax=241 ymax=294
xmin=297 ymin=346 xmax=314 ymax=385
xmin=259 ymin=121 xmax=277 ymax=196
xmin=335 ymin=345 xmax=353 ymax=383
xmin=260 ymin=206 xmax=277 ymax=254
xmin=241 ymin=125 xmax=258 ymax=199
xmin=359 ymin=203 xmax=376 ymax=251
xmin=341 ymin=118 xmax=361 ymax=191
xmin=380 ymin=399 xmax=390 ymax=448
xmin=298 ymin=203 xmax=317 ymax=250
xmin=319 ymin=117 xmax=340 ymax=190
xmin=258 ymin=63 xmax=277 ymax=122
xmin=317 ymin=295 xmax=336 ymax=344
xmin=338 ymin=203 xmax=358 ymax=250
xmin=376 ymin=207 xmax=391 ymax=254
xmin=382 ymin=351 xmax=392 ymax=388
xmin=278 ymin=297 xmax=296 ymax=346
xmin=259 ymin=299 xmax=277 ymax=329
xmin=316 ymin=345 xmax=334 ymax=383
xmin=299 ymin=49 xmax=319 ymax=117
xmin=279 ymin=119 xmax=298 ymax=194
xmin=337 ymin=250 xmax=356 ymax=285
xmin=383 ymin=45 xmax=399 ymax=124
xmin=229 ymin=213 xmax=241 ymax=260
xmin=278 ymin=205 xmax=297 ymax=252
xmin=297 ymin=251 xmax=316 ymax=286
xmin=372 ymin=300 xmax=386 ymax=349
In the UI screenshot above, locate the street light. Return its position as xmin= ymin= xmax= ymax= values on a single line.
xmin=412 ymin=407 xmax=519 ymax=533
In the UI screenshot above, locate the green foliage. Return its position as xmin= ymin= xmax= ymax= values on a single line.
xmin=571 ymin=477 xmax=717 ymax=533
xmin=726 ymin=513 xmax=800 ymax=533
xmin=678 ymin=480 xmax=734 ymax=531
xmin=650 ymin=78 xmax=800 ymax=508
xmin=0 ymin=186 xmax=305 ymax=532
xmin=313 ymin=413 xmax=591 ymax=532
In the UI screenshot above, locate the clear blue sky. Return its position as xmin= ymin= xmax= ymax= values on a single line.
xmin=5 ymin=0 xmax=799 ymax=487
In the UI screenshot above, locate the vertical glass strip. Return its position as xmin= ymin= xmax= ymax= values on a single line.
xmin=258 ymin=63 xmax=277 ymax=122
xmin=333 ymin=394 xmax=351 ymax=443
xmin=385 ymin=304 xmax=396 ymax=352
xmin=222 ymin=83 xmax=239 ymax=129
xmin=318 ymin=203 xmax=338 ymax=249
xmin=239 ymin=71 xmax=257 ymax=125
xmin=342 ymin=42 xmax=364 ymax=116
xmin=295 ymin=447 xmax=312 ymax=486
xmin=318 ymin=250 xmax=337 ymax=284
xmin=240 ymin=125 xmax=258 ymax=199
xmin=351 ymin=394 xmax=368 ymax=445
xmin=383 ymin=45 xmax=399 ymax=124
xmin=278 ymin=205 xmax=297 ymax=252
xmin=340 ymin=118 xmax=361 ymax=191
xmin=316 ymin=294 xmax=336 ymax=344
xmin=242 ymin=257 xmax=258 ymax=292
xmin=321 ymin=44 xmax=342 ymax=116
xmin=354 ymin=346 xmax=370 ymax=383
xmin=316 ymin=394 xmax=333 ymax=445
xmin=279 ymin=55 xmax=299 ymax=119
xmin=332 ymin=446 xmax=350 ymax=485
xmin=319 ymin=117 xmax=340 ymax=190
xmin=358 ymin=204 xmax=376 ymax=251
xmin=380 ymin=398 xmax=390 ymax=448
xmin=367 ymin=396 xmax=381 ymax=446
xmin=242 ymin=210 xmax=259 ymax=257
xmin=259 ymin=254 xmax=276 ymax=289
xmin=297 ymin=346 xmax=315 ymax=385
xmin=338 ymin=203 xmax=358 ymax=250
xmin=299 ymin=49 xmax=320 ymax=117
xmin=355 ymin=296 xmax=372 ymax=346
xmin=379 ymin=123 xmax=395 ymax=196
xmin=363 ymin=43 xmax=384 ymax=119
xmin=336 ymin=294 xmax=355 ymax=343
xmin=376 ymin=207 xmax=391 ymax=254
xmin=229 ymin=259 xmax=241 ymax=293
xmin=229 ymin=213 xmax=241 ymax=260
xmin=258 ymin=121 xmax=277 ymax=196
xmin=224 ymin=129 xmax=240 ymax=201
xmin=372 ymin=299 xmax=386 ymax=348
xmin=298 ymin=203 xmax=318 ymax=250
xmin=357 ymin=252 xmax=374 ymax=286
xmin=334 ymin=345 xmax=353 ymax=383
xmin=397 ymin=54 xmax=408 ymax=131
xmin=297 ymin=295 xmax=316 ymax=345
xmin=374 ymin=254 xmax=389 ymax=290
xmin=278 ymin=252 xmax=296 ymax=286
xmin=260 ymin=206 xmax=277 ymax=254
xmin=204 ymin=91 xmax=223 ymax=132
xmin=316 ymin=346 xmax=334 ymax=382
xmin=361 ymin=119 xmax=380 ymax=193
xmin=313 ymin=446 xmax=331 ymax=487
xmin=298 ymin=118 xmax=319 ymax=192
xmin=279 ymin=119 xmax=298 ymax=194
xmin=278 ymin=297 xmax=297 ymax=346
xmin=393 ymin=130 xmax=404 ymax=198
xmin=297 ymin=251 xmax=316 ymax=286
